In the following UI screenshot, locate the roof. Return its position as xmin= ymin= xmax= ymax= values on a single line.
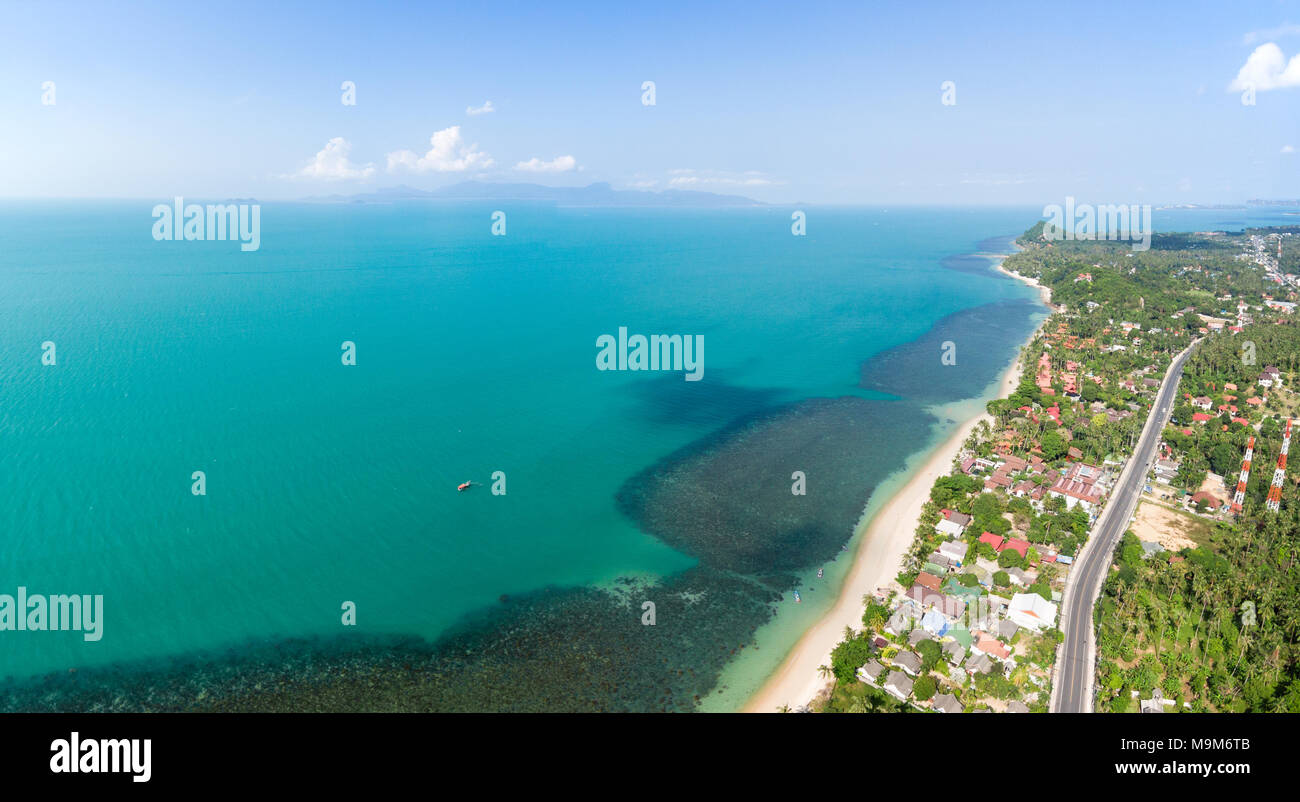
xmin=1001 ymin=538 xmax=1030 ymax=558
xmin=914 ymin=572 xmax=943 ymax=592
xmin=1008 ymin=592 xmax=1058 ymax=630
xmin=978 ymin=532 xmax=1004 ymax=551
xmin=975 ymin=632 xmax=1011 ymax=660
xmin=884 ymin=671 xmax=914 ymax=698
xmin=932 ymin=693 xmax=963 ymax=714
xmin=857 ymin=659 xmax=886 ymax=683
xmin=892 ymin=650 xmax=922 ymax=675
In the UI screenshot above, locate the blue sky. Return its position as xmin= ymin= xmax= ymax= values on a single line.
xmin=2 ymin=0 xmax=1298 ymax=203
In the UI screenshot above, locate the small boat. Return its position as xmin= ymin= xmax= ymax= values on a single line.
xmin=457 ymin=481 xmax=473 ymax=492
xmin=793 ymin=590 xmax=802 ymax=603
xmin=817 ymin=567 xmax=824 ymax=579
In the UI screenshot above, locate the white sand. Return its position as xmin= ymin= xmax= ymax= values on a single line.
xmin=743 ymin=261 xmax=1051 ymax=713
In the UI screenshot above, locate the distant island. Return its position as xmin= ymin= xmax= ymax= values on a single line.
xmin=301 ymin=181 xmax=765 ymax=208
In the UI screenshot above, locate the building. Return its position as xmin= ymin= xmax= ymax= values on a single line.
xmin=932 ymin=693 xmax=964 ymax=714
xmin=936 ymin=518 xmax=965 ymax=538
xmin=857 ymin=659 xmax=886 ymax=684
xmin=1008 ymin=592 xmax=1058 ymax=632
xmin=938 ymin=540 xmax=968 ymax=566
xmin=1048 ymin=462 xmax=1106 ymax=510
xmin=964 ymin=652 xmax=994 ymax=675
xmin=892 ymin=650 xmax=922 ymax=677
xmin=884 ymin=670 xmax=914 ymax=701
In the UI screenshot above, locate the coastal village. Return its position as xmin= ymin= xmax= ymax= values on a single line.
xmin=814 ymin=223 xmax=1300 ymax=713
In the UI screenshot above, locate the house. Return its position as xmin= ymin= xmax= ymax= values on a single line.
xmin=963 ymin=652 xmax=994 ymax=675
xmin=1048 ymin=462 xmax=1106 ymax=510
xmin=1001 ymin=538 xmax=1030 ymax=559
xmin=944 ymin=510 xmax=973 ymax=528
xmin=938 ymin=540 xmax=968 ymax=566
xmin=1008 ymin=592 xmax=1058 ymax=632
xmin=1139 ymin=688 xmax=1169 ymax=713
xmin=892 ymin=650 xmax=922 ymax=677
xmin=908 ymin=628 xmax=930 ymax=648
xmin=907 ymin=585 xmax=968 ymax=619
xmin=978 ymin=532 xmax=1005 ymax=552
xmin=1190 ymin=491 xmax=1223 ymax=511
xmin=921 ymin=610 xmax=951 ymax=636
xmin=1005 ymin=700 xmax=1030 ymax=713
xmin=984 ymin=472 xmax=1012 ymax=491
xmin=914 ymin=571 xmax=943 ymax=592
xmin=942 ymin=639 xmax=966 ymax=664
xmin=935 ymin=518 xmax=965 ymax=538
xmin=926 ymin=553 xmax=954 ymax=573
xmin=1005 ymin=567 xmax=1030 ymax=586
xmin=997 ymin=619 xmax=1020 ymax=640
xmin=1011 ymin=479 xmax=1039 ymax=499
xmin=931 ymin=693 xmax=964 ymax=714
xmin=1192 ymin=396 xmax=1213 ymax=410
xmin=857 ymin=659 xmax=886 ymax=684
xmin=974 ymin=632 xmax=1011 ymax=661
xmin=883 ymin=670 xmax=914 ymax=701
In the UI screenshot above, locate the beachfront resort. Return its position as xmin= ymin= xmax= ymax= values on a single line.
xmin=809 ymin=223 xmax=1300 ymax=713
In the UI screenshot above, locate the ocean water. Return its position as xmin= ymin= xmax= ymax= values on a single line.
xmin=0 ymin=202 xmax=1104 ymax=709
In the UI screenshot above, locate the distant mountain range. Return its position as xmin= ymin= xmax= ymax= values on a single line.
xmin=301 ymin=181 xmax=764 ymax=207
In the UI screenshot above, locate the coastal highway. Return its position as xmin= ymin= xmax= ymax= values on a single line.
xmin=1050 ymin=341 xmax=1198 ymax=713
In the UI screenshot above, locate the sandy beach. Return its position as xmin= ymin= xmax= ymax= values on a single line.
xmin=743 ymin=258 xmax=1052 ymax=713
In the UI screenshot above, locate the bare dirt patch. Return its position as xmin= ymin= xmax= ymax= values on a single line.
xmin=1131 ymin=501 xmax=1204 ymax=551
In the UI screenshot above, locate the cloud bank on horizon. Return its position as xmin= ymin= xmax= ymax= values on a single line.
xmin=6 ymin=2 xmax=1300 ymax=203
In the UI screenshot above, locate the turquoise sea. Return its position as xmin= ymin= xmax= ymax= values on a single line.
xmin=0 ymin=202 xmax=1288 ymax=710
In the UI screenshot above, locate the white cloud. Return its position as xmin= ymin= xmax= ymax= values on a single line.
xmin=1244 ymin=24 xmax=1300 ymax=45
xmin=1284 ymin=145 xmax=1296 ymax=154
xmin=466 ymin=100 xmax=495 ymax=116
xmin=1229 ymin=43 xmax=1300 ymax=91
xmin=293 ymin=137 xmax=375 ymax=180
xmin=514 ymin=155 xmax=577 ymax=173
xmin=386 ymin=126 xmax=493 ymax=173
xmin=666 ymin=168 xmax=774 ymax=187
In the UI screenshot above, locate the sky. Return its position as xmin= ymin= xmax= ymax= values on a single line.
xmin=2 ymin=0 xmax=1298 ymax=204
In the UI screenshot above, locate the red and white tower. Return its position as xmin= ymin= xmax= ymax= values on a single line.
xmin=1266 ymin=419 xmax=1292 ymax=513
xmin=1231 ymin=435 xmax=1256 ymax=512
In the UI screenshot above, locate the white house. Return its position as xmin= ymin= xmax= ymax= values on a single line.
xmin=938 ymin=541 xmax=968 ymax=566
xmin=936 ymin=519 xmax=965 ymax=538
xmin=1008 ymin=592 xmax=1058 ymax=632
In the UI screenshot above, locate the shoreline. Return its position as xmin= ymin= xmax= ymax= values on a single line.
xmin=742 ymin=252 xmax=1052 ymax=713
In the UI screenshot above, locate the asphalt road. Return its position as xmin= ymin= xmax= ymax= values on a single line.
xmin=1051 ymin=342 xmax=1198 ymax=713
